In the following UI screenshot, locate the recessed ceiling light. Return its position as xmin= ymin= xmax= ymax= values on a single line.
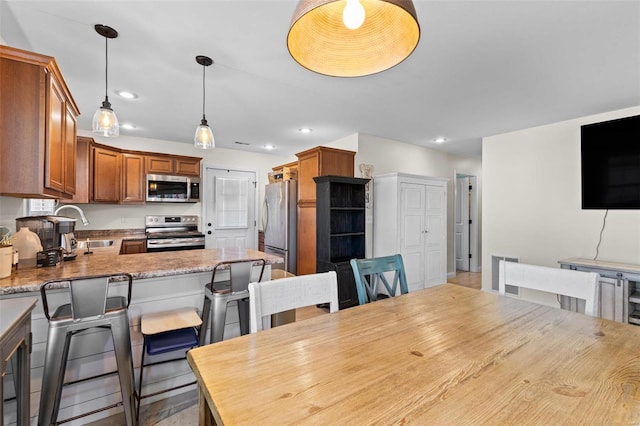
xmin=120 ymin=123 xmax=137 ymax=130
xmin=115 ymin=90 xmax=138 ymax=99
xmin=298 ymin=127 xmax=312 ymax=134
xmin=433 ymin=137 xmax=447 ymax=144
xmin=264 ymin=144 xmax=276 ymax=150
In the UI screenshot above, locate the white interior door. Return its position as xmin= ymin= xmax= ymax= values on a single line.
xmin=425 ymin=184 xmax=446 ymax=287
xmin=205 ymin=167 xmax=256 ymax=249
xmin=455 ymin=177 xmax=470 ymax=271
xmin=400 ymin=182 xmax=426 ymax=292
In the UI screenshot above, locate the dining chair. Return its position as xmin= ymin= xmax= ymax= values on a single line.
xmin=248 ymin=271 xmax=339 ymax=333
xmin=350 ymin=254 xmax=409 ymax=305
xmin=498 ymin=260 xmax=600 ymax=316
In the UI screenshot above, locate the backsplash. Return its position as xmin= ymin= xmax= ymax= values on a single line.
xmin=0 ymin=196 xmax=26 ymax=233
xmin=0 ymin=195 xmax=202 ymax=233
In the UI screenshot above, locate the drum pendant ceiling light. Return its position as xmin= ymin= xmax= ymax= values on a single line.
xmin=194 ymin=55 xmax=215 ymax=149
xmin=92 ymin=24 xmax=120 ymax=137
xmin=287 ymin=0 xmax=420 ymax=77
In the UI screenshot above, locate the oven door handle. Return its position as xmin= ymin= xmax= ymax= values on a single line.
xmin=147 ymin=237 xmax=205 ymax=247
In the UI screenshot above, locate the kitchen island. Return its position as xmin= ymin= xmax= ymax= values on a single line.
xmin=0 ymin=247 xmax=283 ymax=425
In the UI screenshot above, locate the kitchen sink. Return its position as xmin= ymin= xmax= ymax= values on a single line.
xmin=77 ymin=239 xmax=115 ymax=249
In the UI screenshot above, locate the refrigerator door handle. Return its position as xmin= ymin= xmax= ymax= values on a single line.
xmin=262 ymin=195 xmax=269 ymax=231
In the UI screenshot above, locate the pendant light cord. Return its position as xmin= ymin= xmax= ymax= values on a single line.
xmin=202 ymin=64 xmax=206 ymax=120
xmin=104 ymin=36 xmax=109 ymax=98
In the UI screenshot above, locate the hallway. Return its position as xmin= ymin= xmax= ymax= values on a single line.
xmin=448 ymin=271 xmax=481 ymax=290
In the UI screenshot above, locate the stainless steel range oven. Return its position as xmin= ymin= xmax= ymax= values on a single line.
xmin=145 ymin=215 xmax=205 ymax=252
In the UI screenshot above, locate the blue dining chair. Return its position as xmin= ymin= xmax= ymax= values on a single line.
xmin=350 ymin=254 xmax=409 ymax=305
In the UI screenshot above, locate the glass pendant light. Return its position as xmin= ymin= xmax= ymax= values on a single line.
xmin=287 ymin=0 xmax=420 ymax=77
xmin=194 ymin=55 xmax=215 ymax=149
xmin=92 ymin=24 xmax=119 ymax=137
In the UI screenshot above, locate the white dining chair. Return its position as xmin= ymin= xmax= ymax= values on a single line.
xmin=248 ymin=271 xmax=339 ymax=333
xmin=498 ymin=260 xmax=600 ymax=316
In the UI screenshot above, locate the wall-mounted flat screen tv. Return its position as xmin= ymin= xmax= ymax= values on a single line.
xmin=581 ymin=114 xmax=640 ymax=209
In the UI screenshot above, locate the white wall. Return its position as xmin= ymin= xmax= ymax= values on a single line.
xmin=0 ymin=195 xmax=25 ymax=232
xmin=354 ymin=134 xmax=483 ymax=276
xmin=324 ymin=133 xmax=359 ymax=153
xmin=482 ymin=106 xmax=640 ymax=298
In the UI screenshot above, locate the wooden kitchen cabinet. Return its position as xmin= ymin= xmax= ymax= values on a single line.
xmin=63 ymin=102 xmax=78 ymax=195
xmin=146 ymin=155 xmax=201 ymax=177
xmin=0 ymin=45 xmax=80 ymax=199
xmin=121 ymin=153 xmax=145 ymax=204
xmin=91 ymin=145 xmax=121 ymax=203
xmin=59 ymin=136 xmax=90 ymax=204
xmin=87 ymin=142 xmax=201 ymax=204
xmin=146 ymin=155 xmax=174 ymax=174
xmin=175 ymin=158 xmax=201 ymax=176
xmin=45 ymin=76 xmax=66 ymax=192
xmin=272 ymin=160 xmax=298 ymax=181
xmin=295 ymin=146 xmax=355 ymax=275
xmin=120 ymin=239 xmax=147 ymax=254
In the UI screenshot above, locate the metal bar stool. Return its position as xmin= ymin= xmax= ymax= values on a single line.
xmin=136 ymin=307 xmax=202 ymax=421
xmin=38 ymin=273 xmax=136 ymax=426
xmin=200 ymin=259 xmax=266 ymax=344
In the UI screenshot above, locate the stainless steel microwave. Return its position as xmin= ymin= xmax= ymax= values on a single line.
xmin=146 ymin=174 xmax=200 ymax=203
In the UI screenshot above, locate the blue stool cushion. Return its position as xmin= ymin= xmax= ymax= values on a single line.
xmin=146 ymin=328 xmax=198 ymax=356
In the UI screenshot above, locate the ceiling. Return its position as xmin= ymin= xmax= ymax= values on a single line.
xmin=1 ymin=1 xmax=638 ymax=159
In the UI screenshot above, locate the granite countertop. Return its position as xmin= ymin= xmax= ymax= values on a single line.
xmin=0 ymin=247 xmax=284 ymax=295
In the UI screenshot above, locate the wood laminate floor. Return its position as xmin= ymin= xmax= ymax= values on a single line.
xmin=448 ymin=271 xmax=482 ymax=289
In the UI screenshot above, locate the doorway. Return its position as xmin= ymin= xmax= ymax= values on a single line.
xmin=454 ymin=173 xmax=479 ymax=273
xmin=204 ymin=167 xmax=257 ymax=249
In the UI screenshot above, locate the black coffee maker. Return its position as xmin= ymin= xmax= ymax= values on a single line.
xmin=15 ymin=216 xmax=78 ymax=261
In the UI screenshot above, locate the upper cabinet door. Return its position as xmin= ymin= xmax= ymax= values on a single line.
xmin=45 ymin=74 xmax=77 ymax=196
xmin=92 ymin=146 xmax=121 ymax=203
xmin=45 ymin=74 xmax=66 ymax=192
xmin=146 ymin=155 xmax=174 ymax=174
xmin=121 ymin=153 xmax=145 ymax=204
xmin=175 ymin=158 xmax=201 ymax=177
xmin=63 ymin=102 xmax=77 ymax=195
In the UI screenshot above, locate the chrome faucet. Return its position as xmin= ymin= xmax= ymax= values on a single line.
xmin=54 ymin=205 xmax=90 ymax=226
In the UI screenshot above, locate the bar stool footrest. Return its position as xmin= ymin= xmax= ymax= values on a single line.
xmin=146 ymin=328 xmax=199 ymax=355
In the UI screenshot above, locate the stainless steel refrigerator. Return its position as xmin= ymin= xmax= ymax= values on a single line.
xmin=263 ymin=180 xmax=297 ymax=274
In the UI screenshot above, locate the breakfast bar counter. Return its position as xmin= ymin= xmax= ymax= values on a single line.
xmin=0 ymin=247 xmax=283 ymax=425
xmin=0 ymin=247 xmax=283 ymax=295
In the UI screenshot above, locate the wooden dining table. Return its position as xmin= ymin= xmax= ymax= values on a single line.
xmin=187 ymin=283 xmax=640 ymax=425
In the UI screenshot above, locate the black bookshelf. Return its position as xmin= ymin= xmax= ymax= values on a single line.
xmin=314 ymin=175 xmax=369 ymax=309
